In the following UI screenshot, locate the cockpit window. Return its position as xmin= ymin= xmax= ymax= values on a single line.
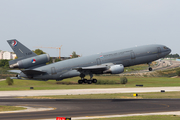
xmin=164 ymin=46 xmax=168 ymax=49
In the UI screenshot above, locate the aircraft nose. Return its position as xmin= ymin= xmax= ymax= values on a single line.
xmin=168 ymin=47 xmax=171 ymax=54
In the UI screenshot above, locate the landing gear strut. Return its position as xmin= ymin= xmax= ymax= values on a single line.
xmin=78 ymin=73 xmax=86 ymax=84
xmin=78 ymin=73 xmax=97 ymax=84
xmin=148 ymin=62 xmax=153 ymax=71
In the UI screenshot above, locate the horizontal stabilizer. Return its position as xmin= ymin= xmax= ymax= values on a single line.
xmin=8 ymin=70 xmax=21 ymax=74
xmin=21 ymin=69 xmax=47 ymax=76
xmin=10 ymin=77 xmax=21 ymax=79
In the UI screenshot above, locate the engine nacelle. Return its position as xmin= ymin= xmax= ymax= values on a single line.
xmin=9 ymin=54 xmax=50 ymax=69
xmin=103 ymin=64 xmax=124 ymax=74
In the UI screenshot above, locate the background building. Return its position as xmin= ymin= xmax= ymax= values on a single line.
xmin=0 ymin=50 xmax=17 ymax=60
xmin=3 ymin=51 xmax=12 ymax=60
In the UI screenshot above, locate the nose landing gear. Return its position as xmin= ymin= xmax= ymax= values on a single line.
xmin=148 ymin=62 xmax=153 ymax=71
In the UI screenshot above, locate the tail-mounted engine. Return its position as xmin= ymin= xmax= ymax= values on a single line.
xmin=9 ymin=54 xmax=50 ymax=69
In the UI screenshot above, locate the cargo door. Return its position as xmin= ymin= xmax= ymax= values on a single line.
xmin=131 ymin=52 xmax=136 ymax=65
xmin=51 ymin=67 xmax=57 ymax=75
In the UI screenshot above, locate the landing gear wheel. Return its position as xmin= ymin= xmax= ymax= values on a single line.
xmin=78 ymin=80 xmax=83 ymax=84
xmin=149 ymin=67 xmax=152 ymax=71
xmin=92 ymin=79 xmax=97 ymax=83
xmin=87 ymin=80 xmax=92 ymax=84
xmin=83 ymin=79 xmax=88 ymax=83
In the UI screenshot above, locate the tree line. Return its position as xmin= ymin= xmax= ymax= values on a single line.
xmin=166 ymin=54 xmax=180 ymax=58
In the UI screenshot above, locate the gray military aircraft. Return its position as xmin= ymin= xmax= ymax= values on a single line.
xmin=8 ymin=39 xmax=171 ymax=84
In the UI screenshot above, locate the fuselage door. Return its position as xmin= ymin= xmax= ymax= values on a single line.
xmin=157 ymin=47 xmax=161 ymax=54
xmin=96 ymin=58 xmax=101 ymax=65
xmin=130 ymin=52 xmax=136 ymax=65
xmin=51 ymin=67 xmax=57 ymax=75
xmin=131 ymin=52 xmax=136 ymax=59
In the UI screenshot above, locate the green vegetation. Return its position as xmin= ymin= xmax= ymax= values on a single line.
xmin=176 ymin=69 xmax=180 ymax=76
xmin=6 ymin=77 xmax=14 ymax=85
xmin=46 ymin=57 xmax=53 ymax=64
xmin=32 ymin=49 xmax=46 ymax=55
xmin=124 ymin=62 xmax=157 ymax=73
xmin=0 ymin=60 xmax=9 ymax=68
xmin=157 ymin=67 xmax=180 ymax=77
xmin=124 ymin=64 xmax=148 ymax=72
xmin=166 ymin=53 xmax=180 ymax=58
xmin=19 ymin=91 xmax=180 ymax=99
xmin=0 ymin=67 xmax=15 ymax=79
xmin=84 ymin=115 xmax=180 ymax=120
xmin=55 ymin=58 xmax=61 ymax=62
xmin=71 ymin=51 xmax=79 ymax=58
xmin=0 ymin=76 xmax=180 ymax=91
xmin=120 ymin=77 xmax=128 ymax=84
xmin=96 ymin=80 xmax=116 ymax=84
xmin=0 ymin=106 xmax=26 ymax=112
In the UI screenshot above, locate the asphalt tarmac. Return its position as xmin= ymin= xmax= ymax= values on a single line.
xmin=1 ymin=98 xmax=180 ymax=120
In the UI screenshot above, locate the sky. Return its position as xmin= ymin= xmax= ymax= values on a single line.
xmin=0 ymin=0 xmax=180 ymax=57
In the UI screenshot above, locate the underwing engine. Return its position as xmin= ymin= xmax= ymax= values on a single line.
xmin=103 ymin=64 xmax=124 ymax=74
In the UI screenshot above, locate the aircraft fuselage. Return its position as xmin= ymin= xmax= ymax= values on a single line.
xmin=19 ymin=44 xmax=171 ymax=81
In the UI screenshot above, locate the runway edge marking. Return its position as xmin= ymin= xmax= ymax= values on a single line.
xmin=0 ymin=106 xmax=55 ymax=114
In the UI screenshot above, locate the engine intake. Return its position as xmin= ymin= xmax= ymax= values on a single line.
xmin=9 ymin=54 xmax=50 ymax=69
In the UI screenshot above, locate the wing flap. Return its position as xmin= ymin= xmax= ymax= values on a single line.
xmin=75 ymin=66 xmax=107 ymax=71
xmin=73 ymin=63 xmax=114 ymax=74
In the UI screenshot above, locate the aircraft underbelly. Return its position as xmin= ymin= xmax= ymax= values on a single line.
xmin=59 ymin=70 xmax=80 ymax=79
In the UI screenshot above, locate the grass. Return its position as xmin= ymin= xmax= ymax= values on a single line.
xmin=83 ymin=115 xmax=180 ymax=120
xmin=18 ymin=91 xmax=180 ymax=99
xmin=124 ymin=62 xmax=157 ymax=73
xmin=156 ymin=67 xmax=180 ymax=77
xmin=124 ymin=64 xmax=149 ymax=73
xmin=0 ymin=76 xmax=180 ymax=91
xmin=0 ymin=106 xmax=26 ymax=112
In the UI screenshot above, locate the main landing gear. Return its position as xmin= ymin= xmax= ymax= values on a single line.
xmin=148 ymin=62 xmax=153 ymax=71
xmin=78 ymin=73 xmax=97 ymax=84
xmin=78 ymin=79 xmax=97 ymax=84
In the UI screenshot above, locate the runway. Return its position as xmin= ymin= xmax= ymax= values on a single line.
xmin=1 ymin=98 xmax=180 ymax=120
xmin=1 ymin=87 xmax=180 ymax=97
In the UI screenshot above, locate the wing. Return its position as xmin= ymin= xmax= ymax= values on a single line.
xmin=73 ymin=63 xmax=114 ymax=74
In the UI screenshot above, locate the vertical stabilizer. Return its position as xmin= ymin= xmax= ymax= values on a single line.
xmin=7 ymin=39 xmax=37 ymax=59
